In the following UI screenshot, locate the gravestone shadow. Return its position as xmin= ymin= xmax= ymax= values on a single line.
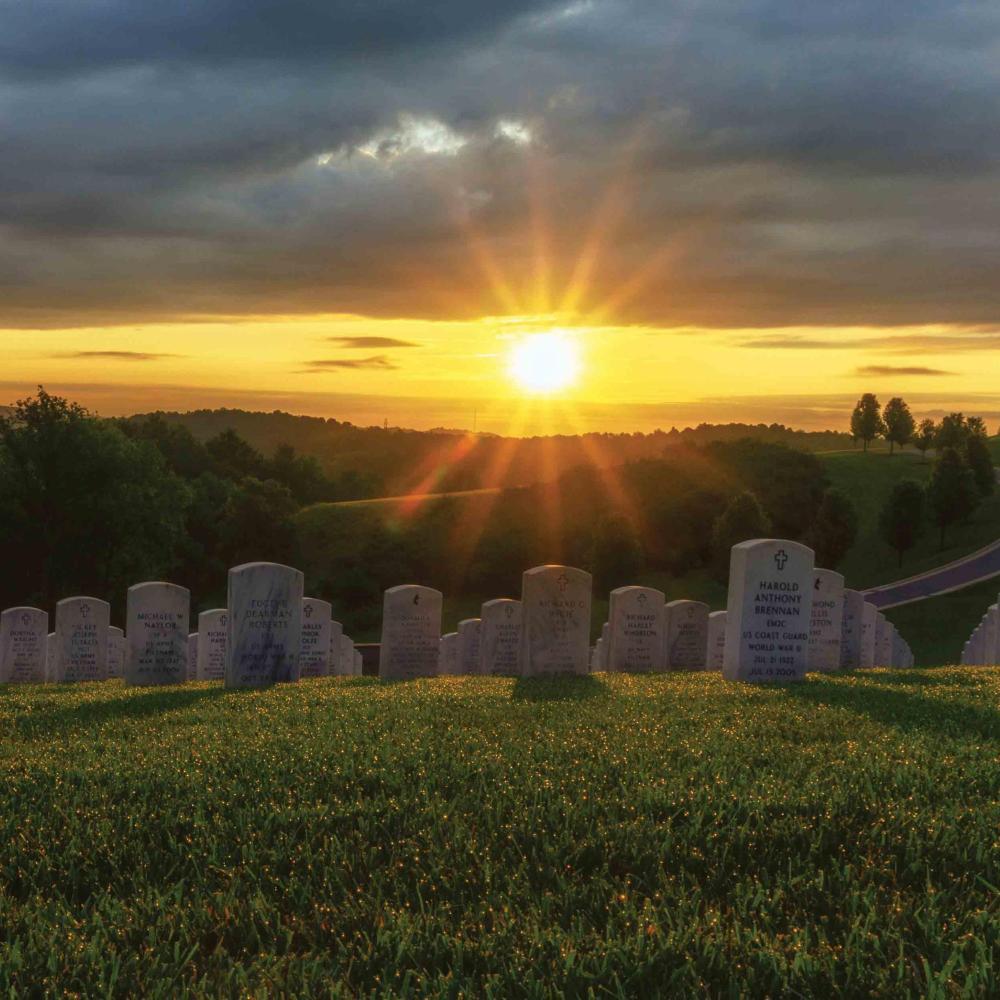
xmin=779 ymin=672 xmax=1000 ymax=745
xmin=511 ymin=674 xmax=607 ymax=702
xmin=7 ymin=684 xmax=232 ymax=739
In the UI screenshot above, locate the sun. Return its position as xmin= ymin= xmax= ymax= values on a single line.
xmin=507 ymin=331 xmax=582 ymax=395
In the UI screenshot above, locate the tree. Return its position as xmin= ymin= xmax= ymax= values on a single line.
xmin=914 ymin=419 xmax=936 ymax=462
xmin=205 ymin=428 xmax=266 ymax=481
xmin=882 ymin=397 xmax=915 ymax=454
xmin=810 ymin=488 xmax=858 ymax=568
xmin=0 ymin=388 xmax=188 ymax=609
xmin=711 ymin=491 xmax=771 ymax=580
xmin=935 ymin=413 xmax=969 ymax=450
xmin=850 ymin=394 xmax=885 ymax=452
xmin=927 ymin=447 xmax=978 ymax=548
xmin=589 ymin=515 xmax=644 ymax=592
xmin=878 ymin=481 xmax=925 ymax=567
xmin=967 ymin=415 xmax=988 ymax=438
xmin=965 ymin=433 xmax=995 ymax=497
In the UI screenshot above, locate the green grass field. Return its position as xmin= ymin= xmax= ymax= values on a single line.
xmin=2 ymin=671 xmax=999 ymax=996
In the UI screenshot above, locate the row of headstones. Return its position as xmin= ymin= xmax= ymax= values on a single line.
xmin=0 ymin=542 xmax=914 ymax=686
xmin=959 ymin=601 xmax=1000 ymax=665
xmin=381 ymin=541 xmax=913 ymax=679
xmin=0 ymin=575 xmax=362 ymax=684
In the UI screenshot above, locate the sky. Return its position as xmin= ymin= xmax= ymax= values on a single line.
xmin=2 ymin=0 xmax=1000 ymax=434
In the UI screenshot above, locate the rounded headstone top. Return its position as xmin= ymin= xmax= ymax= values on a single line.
xmin=731 ymin=538 xmax=814 ymax=558
xmin=302 ymin=597 xmax=332 ymax=614
xmin=813 ymin=568 xmax=845 ymax=587
xmin=666 ymin=599 xmax=709 ymax=611
xmin=127 ymin=581 xmax=190 ymax=595
xmin=2 ymin=605 xmax=45 ymax=615
xmin=523 ymin=564 xmax=592 ymax=582
xmin=57 ymin=595 xmax=110 ymax=609
xmin=481 ymin=598 xmax=520 ymax=609
xmin=229 ymin=562 xmax=304 ymax=576
xmin=708 ymin=610 xmax=727 ymax=619
xmin=109 ymin=626 xmax=124 ymax=637
xmin=458 ymin=618 xmax=481 ymax=627
xmin=610 ymin=585 xmax=665 ymax=600
xmin=384 ymin=584 xmax=442 ymax=597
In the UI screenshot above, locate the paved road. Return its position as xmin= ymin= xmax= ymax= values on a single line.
xmin=864 ymin=538 xmax=1000 ymax=609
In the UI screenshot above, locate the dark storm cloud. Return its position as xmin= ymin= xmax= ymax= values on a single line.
xmin=327 ymin=337 xmax=420 ymax=348
xmin=301 ymin=356 xmax=398 ymax=371
xmin=1 ymin=0 xmax=999 ymax=329
xmin=854 ymin=366 xmax=955 ymax=377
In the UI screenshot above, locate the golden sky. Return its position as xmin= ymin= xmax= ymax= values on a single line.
xmin=5 ymin=316 xmax=1000 ymax=435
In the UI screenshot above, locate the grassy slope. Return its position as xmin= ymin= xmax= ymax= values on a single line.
xmin=1 ymin=671 xmax=998 ymax=995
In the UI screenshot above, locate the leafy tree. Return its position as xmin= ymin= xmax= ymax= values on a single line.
xmin=810 ymin=488 xmax=858 ymax=568
xmin=927 ymin=447 xmax=978 ymax=548
xmin=0 ymin=388 xmax=187 ymax=609
xmin=878 ymin=481 xmax=925 ymax=567
xmin=589 ymin=515 xmax=644 ymax=592
xmin=967 ymin=415 xmax=988 ymax=438
xmin=205 ymin=429 xmax=267 ymax=481
xmin=965 ymin=433 xmax=995 ymax=497
xmin=711 ymin=491 xmax=771 ymax=580
xmin=914 ymin=419 xmax=936 ymax=462
xmin=850 ymin=394 xmax=885 ymax=452
xmin=935 ymin=413 xmax=969 ymax=450
xmin=267 ymin=443 xmax=330 ymax=505
xmin=882 ymin=397 xmax=915 ymax=454
xmin=117 ymin=414 xmax=213 ymax=479
xmin=219 ymin=477 xmax=299 ymax=568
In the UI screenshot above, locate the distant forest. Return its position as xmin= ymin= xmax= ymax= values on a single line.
xmin=132 ymin=407 xmax=853 ymax=500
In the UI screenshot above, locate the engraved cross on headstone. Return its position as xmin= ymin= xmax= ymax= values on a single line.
xmin=557 ymin=574 xmax=569 ymax=592
xmin=774 ymin=550 xmax=788 ymax=571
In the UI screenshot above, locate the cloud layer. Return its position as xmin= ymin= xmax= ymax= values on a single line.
xmin=2 ymin=0 xmax=999 ymax=329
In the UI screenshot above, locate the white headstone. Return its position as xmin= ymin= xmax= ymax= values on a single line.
xmin=875 ymin=613 xmax=892 ymax=666
xmin=438 ymin=632 xmax=459 ymax=674
xmin=379 ymin=585 xmax=443 ymax=679
xmin=665 ymin=600 xmax=710 ymax=670
xmin=55 ymin=597 xmax=110 ymax=682
xmin=339 ymin=634 xmax=356 ymax=677
xmin=707 ymin=610 xmax=727 ymax=671
xmin=859 ymin=602 xmax=878 ymax=668
xmin=353 ymin=649 xmax=363 ymax=675
xmin=197 ymin=609 xmax=228 ymax=680
xmin=839 ymin=589 xmax=864 ymax=670
xmin=808 ymin=569 xmax=844 ymax=672
xmin=0 ymin=607 xmax=48 ymax=683
xmin=479 ymin=599 xmax=522 ymax=675
xmin=125 ymin=582 xmax=190 ymax=686
xmin=226 ymin=562 xmax=304 ymax=687
xmin=187 ymin=632 xmax=198 ymax=681
xmin=328 ymin=619 xmax=344 ymax=674
xmin=45 ymin=632 xmax=55 ymax=682
xmin=299 ymin=597 xmax=333 ymax=678
xmin=723 ymin=539 xmax=814 ymax=683
xmin=520 ymin=565 xmax=592 ymax=676
xmin=107 ymin=626 xmax=125 ymax=679
xmin=457 ymin=618 xmax=482 ymax=675
xmin=607 ymin=586 xmax=665 ymax=672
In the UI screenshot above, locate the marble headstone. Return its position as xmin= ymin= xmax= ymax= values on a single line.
xmin=723 ymin=539 xmax=814 ymax=683
xmin=839 ymin=589 xmax=864 ymax=670
xmin=187 ymin=632 xmax=198 ymax=681
xmin=226 ymin=562 xmax=304 ymax=687
xmin=197 ymin=609 xmax=228 ymax=680
xmin=379 ymin=585 xmax=443 ymax=679
xmin=479 ymin=599 xmax=522 ymax=675
xmin=520 ymin=565 xmax=592 ymax=676
xmin=339 ymin=634 xmax=356 ymax=677
xmin=438 ymin=632 xmax=459 ymax=675
xmin=353 ymin=649 xmax=363 ymax=675
xmin=125 ymin=582 xmax=190 ymax=686
xmin=665 ymin=600 xmax=710 ymax=670
xmin=45 ymin=632 xmax=55 ymax=682
xmin=0 ymin=606 xmax=47 ymax=683
xmin=457 ymin=618 xmax=482 ymax=675
xmin=299 ymin=597 xmax=333 ymax=678
xmin=107 ymin=625 xmax=125 ymax=679
xmin=875 ymin=613 xmax=892 ymax=666
xmin=859 ymin=602 xmax=878 ymax=668
xmin=808 ymin=569 xmax=844 ymax=672
xmin=607 ymin=586 xmax=665 ymax=673
xmin=707 ymin=610 xmax=727 ymax=671
xmin=55 ymin=597 xmax=110 ymax=682
xmin=328 ymin=619 xmax=344 ymax=674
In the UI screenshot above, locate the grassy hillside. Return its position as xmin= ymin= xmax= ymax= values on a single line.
xmin=0 ymin=671 xmax=997 ymax=994
xmin=821 ymin=447 xmax=1000 ymax=589
xmin=885 ymin=576 xmax=1000 ymax=667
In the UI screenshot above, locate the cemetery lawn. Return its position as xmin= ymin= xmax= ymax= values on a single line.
xmin=2 ymin=672 xmax=1000 ymax=996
